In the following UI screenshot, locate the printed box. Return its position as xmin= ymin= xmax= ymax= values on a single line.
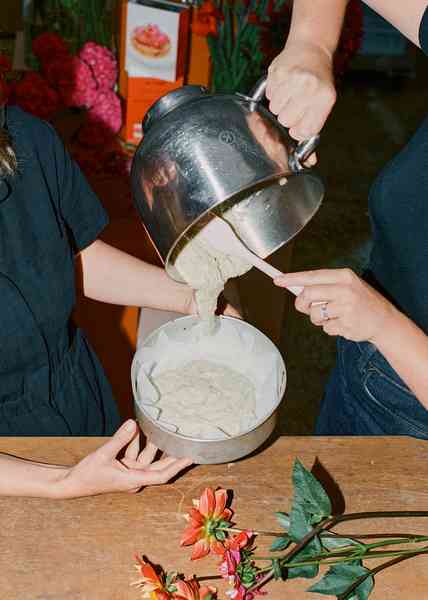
xmin=123 ymin=0 xmax=190 ymax=84
xmin=120 ymin=76 xmax=184 ymax=145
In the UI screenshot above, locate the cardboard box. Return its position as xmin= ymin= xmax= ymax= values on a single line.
xmin=120 ymin=76 xmax=183 ymax=145
xmin=119 ymin=0 xmax=190 ymax=87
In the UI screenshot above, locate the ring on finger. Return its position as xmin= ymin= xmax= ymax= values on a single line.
xmin=320 ymin=302 xmax=330 ymax=322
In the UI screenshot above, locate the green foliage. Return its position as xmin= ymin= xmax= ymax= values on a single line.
xmin=321 ymin=536 xmax=365 ymax=552
xmin=270 ymin=535 xmax=291 ymax=552
xmin=24 ymin=0 xmax=114 ymax=60
xmin=199 ymin=0 xmax=290 ymax=93
xmin=292 ymin=459 xmax=332 ymax=523
xmin=286 ymin=543 xmax=321 ymax=580
xmin=307 ymin=563 xmax=374 ymax=600
xmin=275 ymin=512 xmax=290 ymax=530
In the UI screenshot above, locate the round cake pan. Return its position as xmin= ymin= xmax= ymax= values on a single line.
xmin=131 ymin=316 xmax=286 ymax=464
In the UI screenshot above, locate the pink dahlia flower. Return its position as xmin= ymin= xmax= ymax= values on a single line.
xmin=79 ymin=41 xmax=117 ymax=90
xmin=44 ymin=55 xmax=98 ymax=109
xmin=77 ymin=89 xmax=122 ymax=146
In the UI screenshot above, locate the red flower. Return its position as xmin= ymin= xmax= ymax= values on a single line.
xmin=12 ymin=72 xmax=61 ymax=120
xmin=132 ymin=556 xmax=172 ymax=599
xmin=224 ymin=531 xmax=253 ymax=552
xmin=180 ymin=488 xmax=233 ymax=560
xmin=0 ymin=79 xmax=10 ymax=104
xmin=77 ymin=89 xmax=122 ymax=147
xmin=32 ymin=32 xmax=69 ymax=67
xmin=0 ymin=54 xmax=12 ymax=74
xmin=192 ymin=0 xmax=219 ymax=37
xmin=79 ymin=41 xmax=117 ymax=90
xmin=44 ymin=55 xmax=98 ymax=109
xmin=173 ymin=578 xmax=216 ymax=600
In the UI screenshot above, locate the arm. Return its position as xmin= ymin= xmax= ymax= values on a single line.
xmin=274 ymin=269 xmax=428 ymax=410
xmin=363 ymin=0 xmax=427 ymax=46
xmin=0 ymin=420 xmax=192 ymax=498
xmin=78 ymin=239 xmax=194 ymax=314
xmin=266 ymin=0 xmax=348 ymax=139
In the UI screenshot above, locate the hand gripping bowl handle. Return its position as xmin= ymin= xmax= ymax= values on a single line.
xmin=250 ymin=76 xmax=320 ymax=172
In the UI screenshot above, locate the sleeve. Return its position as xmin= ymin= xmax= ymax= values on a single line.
xmin=419 ymin=5 xmax=428 ymax=55
xmin=44 ymin=122 xmax=109 ymax=252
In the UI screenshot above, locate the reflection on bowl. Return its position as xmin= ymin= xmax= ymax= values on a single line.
xmin=132 ymin=315 xmax=287 ymax=464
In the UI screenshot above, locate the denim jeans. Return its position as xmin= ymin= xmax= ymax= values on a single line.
xmin=315 ymin=337 xmax=428 ymax=439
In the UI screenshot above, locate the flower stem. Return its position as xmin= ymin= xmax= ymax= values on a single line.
xmin=222 ymin=527 xmax=283 ymax=538
xmin=245 ymin=511 xmax=428 ymax=595
xmin=338 ymin=552 xmax=425 ymax=600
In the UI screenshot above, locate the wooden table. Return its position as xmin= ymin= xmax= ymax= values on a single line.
xmin=0 ymin=436 xmax=427 ymax=599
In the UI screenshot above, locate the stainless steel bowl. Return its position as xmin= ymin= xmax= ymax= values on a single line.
xmin=131 ymin=316 xmax=286 ymax=464
xmin=131 ymin=80 xmax=324 ymax=282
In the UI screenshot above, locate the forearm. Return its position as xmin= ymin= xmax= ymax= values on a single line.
xmin=363 ymin=0 xmax=427 ymax=46
xmin=373 ymin=308 xmax=428 ymax=411
xmin=78 ymin=240 xmax=193 ymax=313
xmin=287 ymin=0 xmax=349 ymax=57
xmin=0 ymin=453 xmax=68 ymax=498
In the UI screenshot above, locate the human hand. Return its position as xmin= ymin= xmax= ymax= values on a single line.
xmin=266 ymin=40 xmax=336 ymax=148
xmin=57 ymin=420 xmax=192 ymax=498
xmin=274 ymin=269 xmax=396 ymax=344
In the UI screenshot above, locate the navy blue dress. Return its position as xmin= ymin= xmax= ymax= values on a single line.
xmin=0 ymin=106 xmax=121 ymax=435
xmin=315 ymin=8 xmax=428 ymax=438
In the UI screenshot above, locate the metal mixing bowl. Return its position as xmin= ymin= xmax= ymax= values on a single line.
xmin=131 ymin=316 xmax=286 ymax=464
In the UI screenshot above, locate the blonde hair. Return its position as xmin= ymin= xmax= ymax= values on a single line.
xmin=0 ymin=107 xmax=17 ymax=178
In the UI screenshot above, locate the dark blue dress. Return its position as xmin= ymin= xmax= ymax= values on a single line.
xmin=0 ymin=106 xmax=121 ymax=435
xmin=315 ymin=8 xmax=428 ymax=438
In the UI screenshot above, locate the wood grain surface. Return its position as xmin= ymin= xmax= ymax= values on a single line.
xmin=0 ymin=436 xmax=427 ymax=599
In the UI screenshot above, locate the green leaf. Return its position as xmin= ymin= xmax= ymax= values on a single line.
xmin=307 ymin=564 xmax=374 ymax=599
xmin=275 ymin=512 xmax=290 ymax=530
xmin=270 ymin=536 xmax=291 ymax=552
xmin=321 ymin=536 xmax=365 ymax=551
xmin=215 ymin=530 xmax=226 ymax=541
xmin=288 ymin=501 xmax=314 ymax=543
xmin=286 ymin=542 xmax=321 ymax=580
xmin=292 ymin=459 xmax=332 ymax=521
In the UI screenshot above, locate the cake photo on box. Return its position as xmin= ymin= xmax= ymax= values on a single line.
xmin=125 ymin=0 xmax=190 ymax=82
xmin=132 ymin=24 xmax=171 ymax=58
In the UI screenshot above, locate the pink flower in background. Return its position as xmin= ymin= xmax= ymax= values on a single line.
xmin=44 ymin=55 xmax=98 ymax=108
xmin=13 ymin=72 xmax=60 ymax=120
xmin=32 ymin=32 xmax=69 ymax=67
xmin=79 ymin=41 xmax=117 ymax=90
xmin=77 ymin=89 xmax=122 ymax=146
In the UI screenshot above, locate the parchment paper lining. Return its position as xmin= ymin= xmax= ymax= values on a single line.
xmin=133 ymin=318 xmax=284 ymax=440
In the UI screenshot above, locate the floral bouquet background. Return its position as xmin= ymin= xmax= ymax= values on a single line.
xmin=0 ymin=0 xmax=132 ymax=180
xmin=192 ymin=0 xmax=363 ymax=94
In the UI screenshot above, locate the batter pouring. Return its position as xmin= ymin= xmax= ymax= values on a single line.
xmin=175 ymin=233 xmax=251 ymax=333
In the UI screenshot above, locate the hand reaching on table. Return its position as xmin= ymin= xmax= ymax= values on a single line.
xmin=0 ymin=420 xmax=192 ymax=499
xmin=59 ymin=420 xmax=192 ymax=498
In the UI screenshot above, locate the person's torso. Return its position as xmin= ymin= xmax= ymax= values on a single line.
xmin=368 ymin=112 xmax=428 ymax=332
xmin=0 ymin=108 xmax=75 ymax=375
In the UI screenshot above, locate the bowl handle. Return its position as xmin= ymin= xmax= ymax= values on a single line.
xmin=249 ymin=75 xmax=320 ymax=171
